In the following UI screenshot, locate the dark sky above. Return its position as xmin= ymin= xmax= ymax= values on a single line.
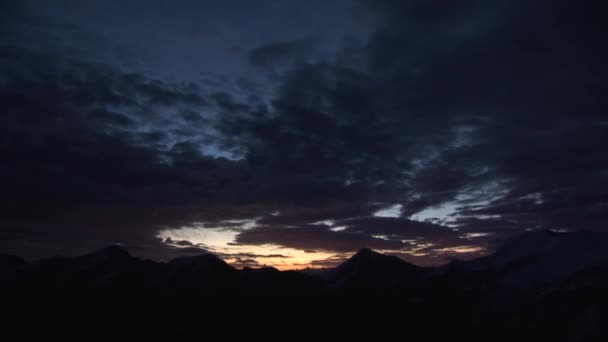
xmin=1 ymin=0 xmax=606 ymax=268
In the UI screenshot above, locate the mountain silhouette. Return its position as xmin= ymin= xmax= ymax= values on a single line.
xmin=330 ymin=248 xmax=422 ymax=291
xmin=166 ymin=253 xmax=240 ymax=292
xmin=4 ymin=231 xmax=608 ymax=295
xmin=440 ymin=230 xmax=608 ymax=296
xmin=81 ymin=245 xmax=133 ymax=263
xmin=0 ymin=254 xmax=27 ymax=283
xmin=3 ymin=231 xmax=608 ymax=340
xmin=168 ymin=253 xmax=235 ymax=274
xmin=0 ymin=253 xmax=27 ymax=271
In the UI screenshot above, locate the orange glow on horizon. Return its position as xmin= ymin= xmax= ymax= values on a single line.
xmin=157 ymin=221 xmax=491 ymax=269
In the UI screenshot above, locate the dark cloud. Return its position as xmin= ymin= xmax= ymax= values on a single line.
xmin=309 ymin=255 xmax=349 ymax=268
xmin=224 ymin=253 xmax=290 ymax=259
xmin=340 ymin=217 xmax=456 ymax=240
xmin=1 ymin=0 xmax=606 ymax=265
xmin=257 ymin=204 xmax=380 ymax=225
xmin=173 ymin=246 xmax=209 ymax=255
xmin=235 ymin=224 xmax=409 ymax=253
xmin=229 ymin=0 xmax=606 ymax=225
xmin=249 ymin=36 xmax=320 ymax=70
xmin=174 ymin=240 xmax=196 ymax=247
xmin=133 ymin=80 xmax=207 ymax=107
xmin=0 ymin=43 xmax=261 ymax=211
xmin=232 ymin=258 xmax=259 ymax=266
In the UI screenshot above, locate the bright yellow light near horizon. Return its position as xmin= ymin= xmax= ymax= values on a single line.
xmin=158 ymin=224 xmax=337 ymax=270
xmin=221 ymin=245 xmax=336 ymax=271
xmin=434 ymin=246 xmax=485 ymax=254
xmin=158 ymin=217 xmax=492 ymax=270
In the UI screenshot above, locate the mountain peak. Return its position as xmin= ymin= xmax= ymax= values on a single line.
xmin=168 ymin=253 xmax=235 ymax=273
xmin=455 ymin=230 xmax=608 ymax=290
xmin=0 ymin=254 xmax=27 ymax=270
xmin=82 ymin=245 xmax=132 ymax=262
xmin=344 ymin=248 xmax=407 ymax=268
xmin=352 ymin=248 xmax=380 ymax=258
xmin=73 ymin=245 xmax=136 ymax=273
xmin=330 ymin=248 xmax=420 ymax=288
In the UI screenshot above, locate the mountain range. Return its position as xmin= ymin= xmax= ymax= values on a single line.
xmin=2 ymin=230 xmax=608 ymax=341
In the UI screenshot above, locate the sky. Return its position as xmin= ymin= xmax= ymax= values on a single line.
xmin=1 ymin=0 xmax=606 ymax=269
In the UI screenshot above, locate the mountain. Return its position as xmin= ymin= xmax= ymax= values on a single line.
xmin=241 ymin=266 xmax=327 ymax=295
xmin=3 ymin=234 xmax=608 ymax=340
xmin=6 ymin=231 xmax=608 ymax=295
xmin=13 ymin=245 xmax=162 ymax=293
xmin=167 ymin=253 xmax=235 ymax=275
xmin=440 ymin=230 xmax=608 ymax=294
xmin=0 ymin=254 xmax=27 ymax=282
xmin=0 ymin=253 xmax=27 ymax=271
xmin=79 ymin=245 xmax=133 ymax=265
xmin=330 ymin=248 xmax=422 ymax=291
xmin=4 ymin=231 xmax=608 ymax=295
xmin=166 ymin=253 xmax=240 ymax=291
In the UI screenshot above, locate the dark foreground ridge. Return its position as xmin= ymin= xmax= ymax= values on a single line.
xmin=3 ymin=230 xmax=608 ymax=341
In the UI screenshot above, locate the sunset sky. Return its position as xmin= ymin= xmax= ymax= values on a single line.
xmin=1 ymin=0 xmax=606 ymax=269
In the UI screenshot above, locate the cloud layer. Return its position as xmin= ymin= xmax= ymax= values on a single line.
xmin=1 ymin=0 xmax=606 ymax=267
